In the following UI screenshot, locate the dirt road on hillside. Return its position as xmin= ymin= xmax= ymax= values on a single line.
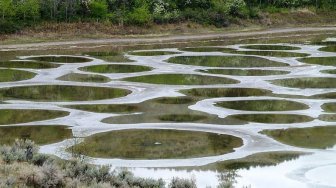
xmin=1 ymin=27 xmax=336 ymax=50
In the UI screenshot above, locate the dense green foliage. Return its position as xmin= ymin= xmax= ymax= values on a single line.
xmin=0 ymin=0 xmax=335 ymax=33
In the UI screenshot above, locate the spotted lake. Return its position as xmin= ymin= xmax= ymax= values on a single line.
xmin=0 ymin=32 xmax=336 ymax=188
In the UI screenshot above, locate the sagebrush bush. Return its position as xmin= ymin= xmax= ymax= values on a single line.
xmin=0 ymin=139 xmax=206 ymax=187
xmin=168 ymin=177 xmax=197 ymax=188
xmin=0 ymin=139 xmax=39 ymax=164
xmin=40 ymin=162 xmax=65 ymax=188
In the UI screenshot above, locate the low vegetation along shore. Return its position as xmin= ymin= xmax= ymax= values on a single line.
xmin=1 ymin=0 xmax=336 ymax=44
xmin=0 ymin=139 xmax=201 ymax=188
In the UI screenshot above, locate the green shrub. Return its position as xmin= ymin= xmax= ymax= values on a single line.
xmin=89 ymin=0 xmax=108 ymax=20
xmin=127 ymin=4 xmax=152 ymax=25
xmin=0 ymin=20 xmax=21 ymax=34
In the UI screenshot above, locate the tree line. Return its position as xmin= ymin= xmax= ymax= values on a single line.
xmin=0 ymin=0 xmax=335 ymax=33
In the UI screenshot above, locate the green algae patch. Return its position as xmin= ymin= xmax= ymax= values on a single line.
xmin=0 ymin=85 xmax=131 ymax=102
xmin=69 ymin=129 xmax=243 ymax=159
xmin=167 ymin=56 xmax=288 ymax=67
xmin=261 ymin=126 xmax=336 ymax=149
xmin=129 ymin=51 xmax=180 ymax=56
xmin=319 ymin=46 xmax=336 ymax=53
xmin=80 ymin=64 xmax=153 ymax=73
xmin=153 ymin=97 xmax=195 ymax=104
xmin=313 ymin=92 xmax=336 ymax=99
xmin=84 ymin=51 xmax=133 ymax=62
xmin=227 ymin=114 xmax=314 ymax=124
xmin=158 ymin=114 xmax=207 ymax=122
xmin=0 ymin=61 xmax=59 ymax=69
xmin=235 ymin=51 xmax=309 ymax=57
xmin=0 ymin=125 xmax=72 ymax=145
xmin=321 ymin=69 xmax=336 ymax=74
xmin=321 ymin=103 xmax=336 ymax=113
xmin=271 ymin=77 xmax=336 ymax=89
xmin=124 ymin=74 xmax=239 ymax=85
xmin=181 ymin=88 xmax=272 ymax=98
xmin=199 ymin=69 xmax=289 ymax=76
xmin=64 ymin=104 xmax=139 ymax=113
xmin=299 ymin=57 xmax=336 ymax=66
xmin=318 ymin=114 xmax=336 ymax=122
xmin=216 ymin=100 xmax=309 ymax=111
xmin=57 ymin=73 xmax=111 ymax=83
xmin=0 ymin=69 xmax=36 ymax=82
xmin=241 ymin=45 xmax=300 ymax=51
xmin=27 ymin=56 xmax=91 ymax=63
xmin=179 ymin=47 xmax=236 ymax=53
xmin=0 ymin=109 xmax=69 ymax=125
